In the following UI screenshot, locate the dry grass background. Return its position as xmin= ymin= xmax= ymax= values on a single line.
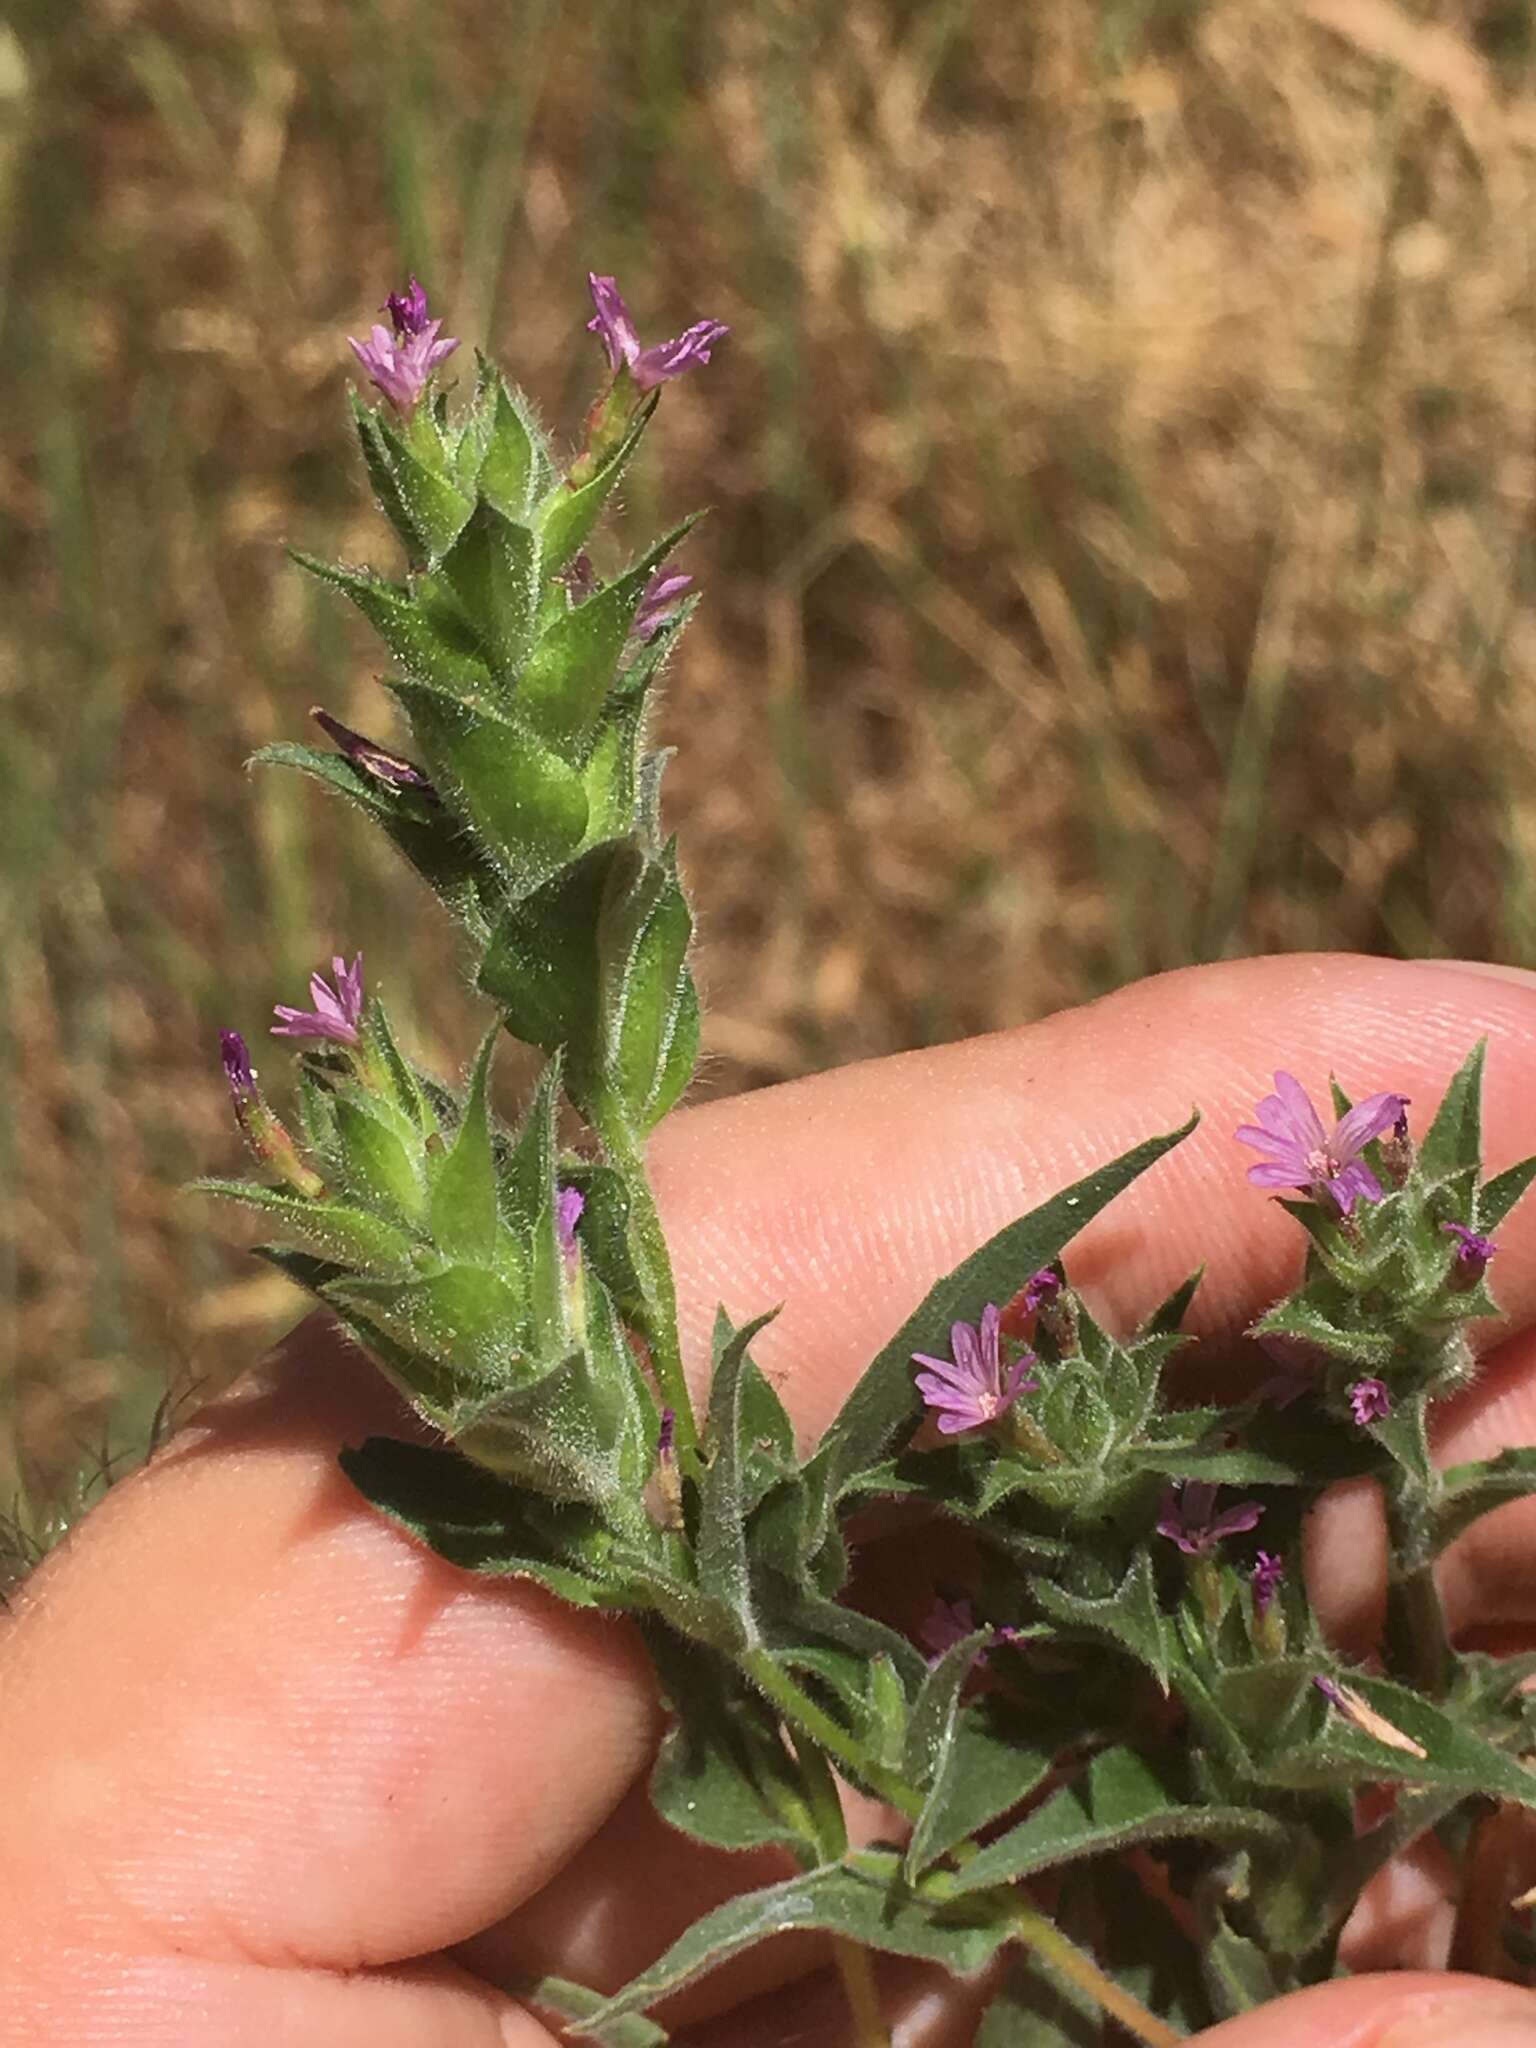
xmin=3 ymin=0 xmax=1536 ymax=1531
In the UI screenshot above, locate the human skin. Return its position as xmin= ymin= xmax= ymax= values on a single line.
xmin=6 ymin=955 xmax=1536 ymax=2045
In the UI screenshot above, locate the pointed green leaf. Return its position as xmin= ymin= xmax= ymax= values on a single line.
xmin=578 ymin=1852 xmax=1011 ymax=2036
xmin=949 ymin=1747 xmax=1287 ymax=1895
xmin=1267 ymin=1668 xmax=1536 ymax=1806
xmin=536 ymin=396 xmax=657 ymax=576
xmin=647 ymin=1631 xmax=811 ymax=1854
xmin=291 ymin=551 xmax=492 ymax=695
xmin=1420 ymin=1040 xmax=1485 ymax=1181
xmin=1252 ymin=1293 xmax=1393 ymax=1368
xmin=331 ymin=1097 xmax=424 ymax=1221
xmin=802 ymin=1113 xmax=1199 ymax=1545
xmin=438 ymin=500 xmax=540 ymax=678
xmin=429 ymin=1029 xmax=500 ymax=1260
xmin=1434 ymin=1448 xmax=1536 ymax=1553
xmin=477 ymin=842 xmax=614 ymax=1070
xmin=907 ymin=1699 xmax=1054 ymax=1880
xmin=477 ymin=371 xmax=553 ymax=519
xmin=373 ymin=411 xmax=475 ymax=560
xmin=1029 ymin=1553 xmax=1172 ymax=1687
xmin=1482 ymin=1154 xmax=1536 ymax=1231
xmin=338 ymin=1436 xmax=625 ymax=1607
xmin=1203 ymin=1913 xmax=1287 ymax=2021
xmin=518 ymin=1975 xmax=668 ymax=2048
xmin=448 ymin=1346 xmax=628 ymax=1506
xmin=387 ymin=679 xmax=589 ymax=891
xmin=190 ymin=1178 xmax=417 ymax=1275
xmin=1142 ymin=1266 xmax=1203 ymax=1337
xmin=325 ymin=1263 xmax=526 ymax=1378
xmin=500 ymin=1055 xmax=564 ymax=1344
xmin=596 ymin=842 xmax=697 ymax=1131
xmin=351 ymin=395 xmax=418 ymax=552
xmin=698 ymin=1310 xmax=781 ymax=1641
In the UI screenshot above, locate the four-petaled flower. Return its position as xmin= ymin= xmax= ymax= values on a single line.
xmin=312 ymin=708 xmax=435 ymax=793
xmin=349 ymin=280 xmax=459 ymax=414
xmin=632 ymin=568 xmax=695 ymax=643
xmin=1443 ymin=1220 xmax=1496 ymax=1282
xmin=1348 ymin=1377 xmax=1391 ymax=1428
xmin=587 ymin=274 xmax=729 ymax=393
xmin=913 ymin=1305 xmax=1037 ymax=1435
xmin=272 ymin=953 xmax=366 ymax=1048
xmin=1251 ymin=1550 xmax=1285 ymax=1616
xmin=1157 ymin=1480 xmax=1264 ymax=1557
xmin=1236 ymin=1073 xmax=1410 ymax=1214
xmin=555 ymin=1185 xmax=586 ymax=1260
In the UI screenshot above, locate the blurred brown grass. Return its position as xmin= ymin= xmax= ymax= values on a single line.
xmin=3 ymin=0 xmax=1536 ymax=1515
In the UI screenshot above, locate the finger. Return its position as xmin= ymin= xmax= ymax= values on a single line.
xmin=653 ymin=955 xmax=1536 ymax=1441
xmin=1194 ymin=1973 xmax=1536 ymax=2046
xmin=0 ymin=1327 xmax=659 ymax=1983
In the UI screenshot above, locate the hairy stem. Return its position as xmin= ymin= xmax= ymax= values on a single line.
xmin=1384 ymin=1477 xmax=1450 ymax=1697
xmin=1010 ymin=1904 xmax=1186 ymax=2047
xmin=790 ymin=1736 xmax=893 ymax=2048
xmin=741 ymin=1648 xmax=922 ymax=1819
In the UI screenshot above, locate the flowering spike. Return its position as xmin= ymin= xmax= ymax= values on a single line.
xmin=586 ymin=273 xmax=729 ymax=393
xmin=312 ymin=707 xmax=435 ymax=793
xmin=349 ymin=282 xmax=459 ymax=414
xmin=272 ymin=953 xmax=366 ymax=1048
xmin=1348 ymin=1377 xmax=1392 ymax=1428
xmin=1235 ymin=1072 xmax=1410 ymax=1214
xmin=913 ymin=1304 xmax=1037 ymax=1435
xmin=1157 ymin=1480 xmax=1264 ymax=1557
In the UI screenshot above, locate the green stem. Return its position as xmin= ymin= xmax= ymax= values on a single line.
xmin=1383 ymin=1469 xmax=1450 ymax=1697
xmin=1010 ymin=1904 xmax=1186 ymax=2047
xmin=741 ymin=1648 xmax=922 ymax=1819
xmin=789 ymin=1737 xmax=893 ymax=2048
xmin=595 ymin=1104 xmax=698 ymax=1458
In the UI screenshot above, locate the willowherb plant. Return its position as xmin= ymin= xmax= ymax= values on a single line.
xmin=200 ymin=275 xmax=1536 ymax=2046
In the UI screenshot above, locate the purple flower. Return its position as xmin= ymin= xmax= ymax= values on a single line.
xmin=1251 ymin=1551 xmax=1285 ymax=1616
xmin=349 ymin=283 xmax=459 ymax=414
xmin=631 ymin=568 xmax=695 ymax=643
xmin=1443 ymin=1220 xmax=1496 ymax=1283
xmin=1348 ymin=1377 xmax=1392 ymax=1428
xmin=913 ymin=1305 xmax=1037 ymax=1435
xmin=221 ymin=1029 xmax=257 ymax=1108
xmin=586 ymin=274 xmax=729 ymax=394
xmin=272 ymin=953 xmax=366 ymax=1048
xmin=657 ymin=1405 xmax=676 ymax=1462
xmin=1019 ymin=1268 xmax=1061 ymax=1315
xmin=1157 ymin=1480 xmax=1264 ymax=1557
xmin=312 ymin=707 xmax=435 ymax=793
xmin=384 ymin=276 xmax=431 ymax=337
xmin=555 ymin=1185 xmax=586 ymax=1260
xmin=1236 ymin=1073 xmax=1410 ymax=1214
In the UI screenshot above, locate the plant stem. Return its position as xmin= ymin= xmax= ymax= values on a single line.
xmin=595 ymin=1104 xmax=698 ymax=1457
xmin=1010 ymin=1903 xmax=1187 ymax=2047
xmin=789 ymin=1735 xmax=893 ymax=2048
xmin=741 ymin=1648 xmax=922 ymax=1819
xmin=831 ymin=1939 xmax=891 ymax=2048
xmin=1383 ymin=1473 xmax=1450 ymax=1696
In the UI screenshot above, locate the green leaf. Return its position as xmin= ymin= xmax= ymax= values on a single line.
xmin=1420 ymin=1040 xmax=1485 ymax=1182
xmin=387 ymin=679 xmax=589 ymax=892
xmin=478 ymin=842 xmax=615 ymax=1068
xmin=577 ymin=1852 xmax=1011 ymax=2037
xmin=331 ymin=1097 xmax=424 ymax=1221
xmin=1268 ymin=1668 xmax=1536 ymax=1806
xmin=1141 ymin=1265 xmax=1203 ymax=1336
xmin=1434 ymin=1448 xmax=1536 ymax=1553
xmin=291 ymin=551 xmax=492 ymax=696
xmin=697 ymin=1309 xmax=781 ymax=1640
xmin=189 ymin=1178 xmax=417 ymax=1275
xmin=338 ymin=1436 xmax=625 ymax=1607
xmin=448 ymin=1342 xmax=635 ymax=1507
xmin=1251 ymin=1293 xmax=1393 ymax=1369
xmin=437 ymin=500 xmax=540 ymax=679
xmin=595 ymin=842 xmax=697 ymax=1133
xmin=1029 ymin=1553 xmax=1172 ymax=1688
xmin=949 ymin=1747 xmax=1287 ymax=1895
xmin=428 ymin=1028 xmax=500 ymax=1260
xmin=1202 ymin=1913 xmax=1287 ymax=2021
xmin=803 ymin=1113 xmax=1200 ymax=1542
xmin=374 ymin=411 xmax=476 ymax=560
xmin=499 ymin=1054 xmax=564 ymax=1347
xmin=976 ymin=1952 xmax=1103 ymax=2048
xmin=519 ymin=517 xmax=699 ymax=755
xmin=902 ymin=1626 xmax=990 ymax=1792
xmin=537 ymin=396 xmax=657 ymax=576
xmin=325 ymin=1262 xmax=527 ymax=1379
xmin=476 ymin=370 xmax=553 ymax=519
xmin=351 ymin=395 xmax=418 ymax=554
xmin=647 ymin=1631 xmax=811 ymax=1854
xmin=1482 ymin=1154 xmax=1536 ymax=1230
xmin=516 ymin=1976 xmax=667 ymax=2048
xmin=906 ymin=1690 xmax=1053 ymax=1881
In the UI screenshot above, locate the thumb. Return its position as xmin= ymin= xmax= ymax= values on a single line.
xmin=1198 ymin=1975 xmax=1536 ymax=2047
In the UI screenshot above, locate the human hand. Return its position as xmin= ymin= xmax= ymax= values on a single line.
xmin=8 ymin=955 xmax=1536 ymax=2046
